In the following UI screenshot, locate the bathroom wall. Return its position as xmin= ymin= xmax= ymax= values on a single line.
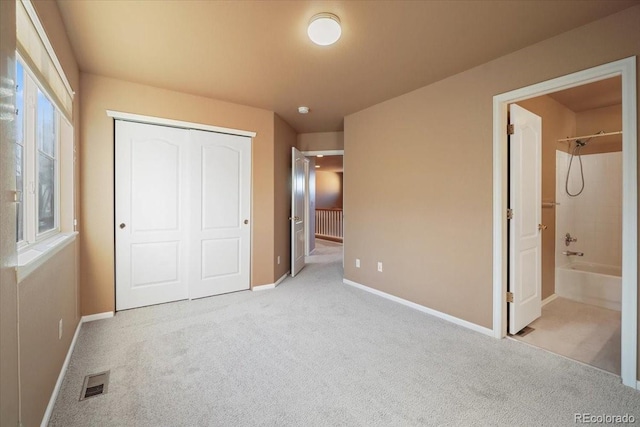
xmin=556 ymin=150 xmax=622 ymax=268
xmin=575 ymin=104 xmax=623 ymax=155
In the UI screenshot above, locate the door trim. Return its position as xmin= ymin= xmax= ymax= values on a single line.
xmin=492 ymin=56 xmax=637 ymax=388
xmin=107 ymin=110 xmax=257 ymax=138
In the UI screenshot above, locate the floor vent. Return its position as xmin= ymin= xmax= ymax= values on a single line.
xmin=516 ymin=326 xmax=535 ymax=337
xmin=80 ymin=371 xmax=110 ymax=401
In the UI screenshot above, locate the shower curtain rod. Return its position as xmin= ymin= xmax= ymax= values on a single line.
xmin=557 ymin=130 xmax=622 ymax=142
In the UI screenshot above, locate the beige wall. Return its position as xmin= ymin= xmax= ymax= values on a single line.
xmin=316 ymin=171 xmax=344 ymax=209
xmin=516 ymin=96 xmax=576 ymax=300
xmin=274 ymin=114 xmax=297 ymax=279
xmin=0 ymin=1 xmax=19 ymax=425
xmin=576 ymin=104 xmax=623 ymax=154
xmin=344 ymin=6 xmax=639 ymax=334
xmin=80 ymin=73 xmax=277 ymax=315
xmin=297 ymin=131 xmax=344 ymax=151
xmin=0 ymin=1 xmax=81 ymax=425
xmin=19 ymin=241 xmax=79 ymax=427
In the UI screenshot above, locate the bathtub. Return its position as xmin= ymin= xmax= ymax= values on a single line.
xmin=555 ymin=262 xmax=621 ymax=311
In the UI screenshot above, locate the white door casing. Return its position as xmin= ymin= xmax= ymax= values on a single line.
xmin=189 ymin=129 xmax=251 ymax=298
xmin=291 ymin=147 xmax=306 ymax=276
xmin=508 ymin=104 xmax=542 ymax=334
xmin=115 ymin=120 xmax=190 ymax=310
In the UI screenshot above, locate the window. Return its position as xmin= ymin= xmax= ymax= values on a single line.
xmin=16 ymin=62 xmax=25 ymax=243
xmin=16 ymin=58 xmax=63 ymax=245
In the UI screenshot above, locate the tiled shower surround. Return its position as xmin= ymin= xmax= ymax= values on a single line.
xmin=555 ymin=150 xmax=622 ymax=269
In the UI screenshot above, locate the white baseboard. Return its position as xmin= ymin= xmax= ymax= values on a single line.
xmin=252 ymin=283 xmax=275 ymax=291
xmin=40 ymin=318 xmax=82 ymax=427
xmin=274 ymin=272 xmax=289 ymax=287
xmin=542 ymin=294 xmax=558 ymax=307
xmin=252 ymin=272 xmax=290 ymax=291
xmin=343 ymin=278 xmax=494 ymax=337
xmin=81 ymin=311 xmax=114 ymax=323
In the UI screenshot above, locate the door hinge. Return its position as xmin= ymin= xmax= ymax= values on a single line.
xmin=507 ymin=124 xmax=515 ymax=135
xmin=506 ymin=292 xmax=514 ymax=303
xmin=507 ymin=209 xmax=513 ymax=220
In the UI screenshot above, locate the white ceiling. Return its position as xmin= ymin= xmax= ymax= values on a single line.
xmin=56 ymin=0 xmax=638 ymax=133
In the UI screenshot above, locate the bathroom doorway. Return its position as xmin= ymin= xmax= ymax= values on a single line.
xmin=511 ymin=77 xmax=623 ymax=374
xmin=492 ymin=58 xmax=637 ymax=387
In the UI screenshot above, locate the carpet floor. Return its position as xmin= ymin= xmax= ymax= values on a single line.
xmin=50 ymin=241 xmax=639 ymax=426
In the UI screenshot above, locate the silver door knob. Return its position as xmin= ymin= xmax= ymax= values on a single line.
xmin=119 ymin=223 xmax=126 ymax=229
xmin=538 ymin=224 xmax=547 ymax=230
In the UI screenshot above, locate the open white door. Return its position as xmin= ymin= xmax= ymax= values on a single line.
xmin=508 ymin=104 xmax=542 ymax=334
xmin=115 ymin=121 xmax=189 ymax=310
xmin=188 ymin=129 xmax=251 ymax=298
xmin=291 ymin=147 xmax=306 ymax=276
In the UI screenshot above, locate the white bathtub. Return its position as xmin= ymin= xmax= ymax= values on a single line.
xmin=555 ymin=262 xmax=621 ymax=311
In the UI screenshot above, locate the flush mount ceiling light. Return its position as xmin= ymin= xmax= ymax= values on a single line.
xmin=298 ymin=106 xmax=310 ymax=114
xmin=307 ymin=13 xmax=341 ymax=46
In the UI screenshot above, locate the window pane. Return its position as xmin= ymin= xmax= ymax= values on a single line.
xmin=37 ymin=90 xmax=56 ymax=157
xmin=16 ymin=62 xmax=24 ymax=145
xmin=16 ymin=144 xmax=24 ymax=242
xmin=38 ymin=153 xmax=55 ymax=233
xmin=16 ymin=62 xmax=24 ymax=242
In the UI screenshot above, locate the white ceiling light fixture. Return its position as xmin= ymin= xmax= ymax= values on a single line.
xmin=308 ymin=13 xmax=341 ymax=46
xmin=298 ymin=106 xmax=310 ymax=114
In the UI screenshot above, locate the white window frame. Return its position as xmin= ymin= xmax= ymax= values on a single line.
xmin=17 ymin=54 xmax=61 ymax=249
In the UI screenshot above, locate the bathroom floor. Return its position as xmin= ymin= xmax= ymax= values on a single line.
xmin=512 ymin=297 xmax=621 ymax=375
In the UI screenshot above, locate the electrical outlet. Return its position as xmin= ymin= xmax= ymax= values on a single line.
xmin=58 ymin=319 xmax=63 ymax=340
xmin=377 ymin=262 xmax=383 ymax=272
xmin=277 ymin=256 xmax=281 ymax=265
xmin=355 ymin=258 xmax=360 ymax=268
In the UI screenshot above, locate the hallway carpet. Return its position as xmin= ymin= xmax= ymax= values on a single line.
xmin=50 ymin=241 xmax=639 ymax=426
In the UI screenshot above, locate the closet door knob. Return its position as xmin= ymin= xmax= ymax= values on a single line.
xmin=244 ymin=219 xmax=249 ymax=225
xmin=119 ymin=223 xmax=126 ymax=229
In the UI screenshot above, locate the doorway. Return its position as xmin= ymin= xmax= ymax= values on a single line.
xmin=509 ymin=77 xmax=623 ymax=375
xmin=492 ymin=57 xmax=637 ymax=388
xmin=303 ymin=151 xmax=343 ymax=248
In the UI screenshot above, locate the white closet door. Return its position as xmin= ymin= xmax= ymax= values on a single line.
xmin=189 ymin=129 xmax=251 ymax=299
xmin=115 ymin=121 xmax=190 ymax=310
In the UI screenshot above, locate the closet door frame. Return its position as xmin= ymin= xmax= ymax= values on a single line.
xmin=110 ymin=110 xmax=256 ymax=310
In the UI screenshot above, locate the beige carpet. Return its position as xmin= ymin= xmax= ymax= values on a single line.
xmin=512 ymin=297 xmax=621 ymax=375
xmin=50 ymin=242 xmax=638 ymax=426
